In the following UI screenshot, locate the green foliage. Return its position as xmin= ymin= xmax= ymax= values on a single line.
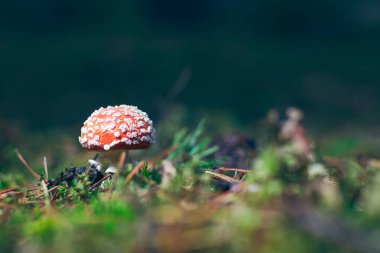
xmin=169 ymin=120 xmax=219 ymax=163
xmin=0 ymin=173 xmax=25 ymax=188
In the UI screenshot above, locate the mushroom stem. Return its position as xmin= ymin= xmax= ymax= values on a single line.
xmin=106 ymin=151 xmax=127 ymax=199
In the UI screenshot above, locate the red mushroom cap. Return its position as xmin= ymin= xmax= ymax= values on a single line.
xmin=79 ymin=105 xmax=155 ymax=151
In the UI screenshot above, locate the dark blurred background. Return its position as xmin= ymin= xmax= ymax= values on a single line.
xmin=1 ymin=0 xmax=380 ymax=129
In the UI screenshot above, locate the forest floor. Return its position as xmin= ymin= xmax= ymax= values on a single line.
xmin=1 ymin=108 xmax=380 ymax=253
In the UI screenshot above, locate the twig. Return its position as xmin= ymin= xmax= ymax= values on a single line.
xmin=24 ymin=200 xmax=46 ymax=205
xmin=0 ymin=187 xmax=19 ymax=195
xmin=158 ymin=67 xmax=192 ymax=118
xmin=166 ymin=67 xmax=192 ymax=101
xmin=117 ymin=151 xmax=127 ymax=170
xmin=125 ymin=161 xmax=146 ymax=184
xmin=148 ymin=145 xmax=178 ymax=170
xmin=15 ymin=149 xmax=40 ymax=180
xmin=204 ymin=171 xmax=241 ymax=184
xmin=214 ymin=167 xmax=249 ymax=174
xmin=51 ymin=188 xmax=59 ymax=200
xmin=27 ymin=186 xmax=40 ymax=191
xmin=34 ymin=186 xmax=59 ymax=200
xmin=43 ymin=156 xmax=48 ymax=180
xmin=88 ymin=174 xmax=111 ymax=191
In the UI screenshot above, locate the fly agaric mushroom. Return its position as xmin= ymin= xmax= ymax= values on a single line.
xmin=79 ymin=105 xmax=155 ymax=151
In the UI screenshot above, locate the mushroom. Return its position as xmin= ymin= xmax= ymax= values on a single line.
xmin=105 ymin=166 xmax=118 ymax=175
xmin=79 ymin=105 xmax=155 ymax=152
xmin=87 ymin=159 xmax=102 ymax=171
